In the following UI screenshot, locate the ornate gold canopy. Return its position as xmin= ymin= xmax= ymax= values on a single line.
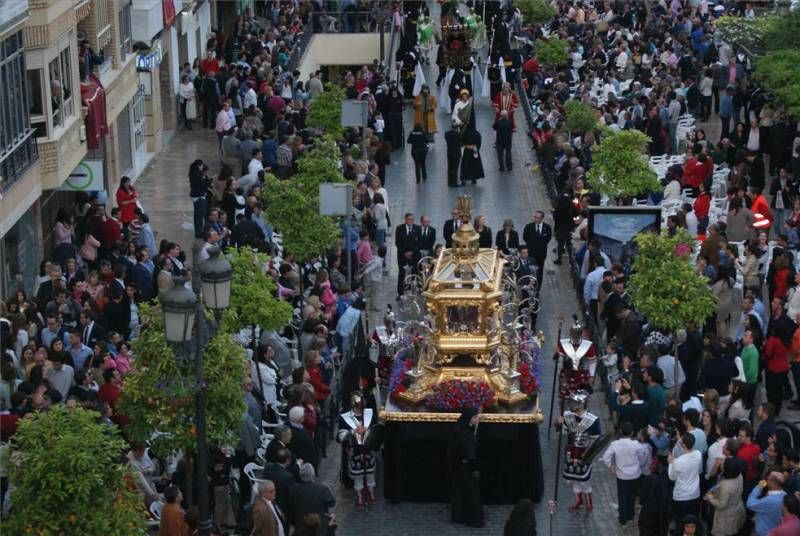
xmin=395 ymin=195 xmax=530 ymax=407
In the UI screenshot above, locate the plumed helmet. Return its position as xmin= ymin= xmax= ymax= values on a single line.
xmin=570 ymin=315 xmax=583 ymax=342
xmin=568 ymin=389 xmax=590 ymax=409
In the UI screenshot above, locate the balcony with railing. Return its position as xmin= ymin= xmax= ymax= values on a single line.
xmin=0 ymin=129 xmax=39 ymax=197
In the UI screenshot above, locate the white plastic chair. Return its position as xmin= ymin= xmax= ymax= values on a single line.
xmin=149 ymin=501 xmax=164 ymax=521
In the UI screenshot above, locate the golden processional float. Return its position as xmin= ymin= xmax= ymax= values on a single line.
xmin=379 ymin=195 xmax=545 ymax=424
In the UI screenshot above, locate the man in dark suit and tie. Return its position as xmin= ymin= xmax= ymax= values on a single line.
xmin=395 ymin=212 xmax=421 ymax=299
xmin=419 ymin=214 xmax=436 ymax=258
xmin=522 ymin=210 xmax=552 ymax=286
xmin=442 ymin=209 xmax=462 ymax=248
xmin=445 ymin=124 xmax=462 ymax=187
xmin=79 ymin=311 xmax=107 ymax=346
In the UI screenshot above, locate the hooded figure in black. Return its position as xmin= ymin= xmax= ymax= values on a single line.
xmin=448 ymin=407 xmax=484 ymax=527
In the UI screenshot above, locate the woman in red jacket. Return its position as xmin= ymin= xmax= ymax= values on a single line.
xmin=305 ymin=350 xmax=331 ymax=402
xmin=693 ymin=181 xmax=712 ymax=234
xmin=115 ymin=176 xmax=138 ymax=225
xmin=763 ymin=332 xmax=790 ymax=415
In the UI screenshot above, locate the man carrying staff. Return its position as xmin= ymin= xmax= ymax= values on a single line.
xmin=556 ymin=318 xmax=597 ymax=397
xmin=556 ymin=390 xmax=602 ymax=513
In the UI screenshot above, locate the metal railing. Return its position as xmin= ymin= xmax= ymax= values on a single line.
xmin=313 ymin=10 xmax=391 ymax=34
xmin=0 ymin=129 xmax=39 ymax=196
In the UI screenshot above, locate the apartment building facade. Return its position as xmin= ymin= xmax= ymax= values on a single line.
xmin=0 ymin=0 xmax=219 ymax=298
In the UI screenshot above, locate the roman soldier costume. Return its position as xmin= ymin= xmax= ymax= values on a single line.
xmin=557 ymin=319 xmax=597 ymax=402
xmin=337 ymin=392 xmax=382 ymax=509
xmin=372 ymin=308 xmax=400 ymax=388
xmin=559 ymin=390 xmax=603 ymax=513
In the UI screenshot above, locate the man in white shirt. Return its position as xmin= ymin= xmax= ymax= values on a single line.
xmin=602 ymin=422 xmax=648 ymax=526
xmin=243 ymin=81 xmax=257 ymax=110
xmin=248 ymin=148 xmax=265 ymax=176
xmin=198 ymin=230 xmax=219 ymax=263
xmin=668 ymin=433 xmax=703 ymax=528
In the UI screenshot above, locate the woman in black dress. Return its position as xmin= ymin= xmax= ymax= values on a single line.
xmin=384 ymin=87 xmax=405 ymax=152
xmin=460 ymin=128 xmax=485 ymax=185
xmin=448 ymin=407 xmax=484 ymax=528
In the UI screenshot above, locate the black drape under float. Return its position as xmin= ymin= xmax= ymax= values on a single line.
xmin=383 ymin=420 xmax=544 ymax=504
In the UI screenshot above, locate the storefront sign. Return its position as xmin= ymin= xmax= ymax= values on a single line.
xmin=61 ymin=160 xmax=104 ymax=192
xmin=136 ymin=40 xmax=163 ymax=72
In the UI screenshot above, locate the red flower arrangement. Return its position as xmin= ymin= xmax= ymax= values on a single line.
xmin=425 ymin=378 xmax=495 ymax=411
xmin=518 ymin=361 xmax=538 ymax=395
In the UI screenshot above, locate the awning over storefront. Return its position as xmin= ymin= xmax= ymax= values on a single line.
xmin=80 ymin=75 xmax=109 ymax=150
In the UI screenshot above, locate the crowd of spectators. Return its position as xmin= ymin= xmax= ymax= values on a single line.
xmin=513 ymin=0 xmax=800 ymax=534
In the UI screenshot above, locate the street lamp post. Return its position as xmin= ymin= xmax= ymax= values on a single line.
xmin=160 ymin=246 xmax=232 ymax=536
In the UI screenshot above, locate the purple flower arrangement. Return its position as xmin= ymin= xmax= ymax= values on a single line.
xmin=388 ymin=349 xmax=414 ymax=398
xmin=425 ymin=378 xmax=495 ymax=411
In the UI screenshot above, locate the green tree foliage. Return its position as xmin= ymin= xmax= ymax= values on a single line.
xmin=223 ymin=247 xmax=293 ymax=334
xmin=306 ymin=84 xmax=346 ymax=138
xmin=118 ymin=304 xmax=246 ymax=456
xmin=628 ymin=230 xmax=717 ymax=333
xmin=262 ymin=175 xmax=342 ymax=263
xmin=715 ymin=12 xmax=800 ymax=117
xmin=754 ymin=49 xmax=800 ymax=118
xmin=713 ymin=15 xmax=775 ymax=50
xmin=763 ymin=11 xmax=800 ymax=51
xmin=587 ymin=129 xmax=661 ymax=199
xmin=535 ymin=37 xmax=569 ymax=67
xmin=6 ymin=406 xmax=146 ymax=535
xmin=262 ymin=137 xmax=347 ymax=262
xmin=517 ymin=0 xmax=556 ymax=26
xmin=563 ymin=99 xmax=597 ymax=134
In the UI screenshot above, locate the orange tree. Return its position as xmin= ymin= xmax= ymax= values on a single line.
xmin=5 ymin=406 xmax=146 ymax=535
xmin=628 ymin=229 xmax=717 ymax=332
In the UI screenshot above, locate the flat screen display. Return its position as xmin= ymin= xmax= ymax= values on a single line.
xmin=588 ymin=207 xmax=661 ymax=262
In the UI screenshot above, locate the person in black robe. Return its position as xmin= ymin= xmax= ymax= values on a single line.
xmin=488 ymin=64 xmax=503 ymax=101
xmin=448 ymin=407 xmax=484 ymax=527
xmin=445 ymin=126 xmax=463 ymax=187
xmin=637 ymin=469 xmax=670 ymax=536
xmin=384 ymin=87 xmax=405 ymax=151
xmin=460 ymin=128 xmax=484 ymax=185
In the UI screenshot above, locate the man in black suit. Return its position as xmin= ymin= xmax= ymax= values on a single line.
xmin=287 ymin=407 xmax=319 ymax=471
xmin=522 ymin=210 xmax=552 ymax=286
xmin=79 ymin=310 xmax=107 ymax=346
xmin=419 ymin=214 xmax=436 ymax=257
xmin=261 ymin=448 xmax=297 ymax=515
xmin=442 ymin=209 xmax=463 ymax=248
xmin=395 ymin=212 xmax=421 ymax=298
xmin=493 ymin=110 xmax=514 ymax=171
xmin=445 ymin=125 xmax=462 ymax=187
xmin=231 ymin=213 xmax=265 ymax=248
